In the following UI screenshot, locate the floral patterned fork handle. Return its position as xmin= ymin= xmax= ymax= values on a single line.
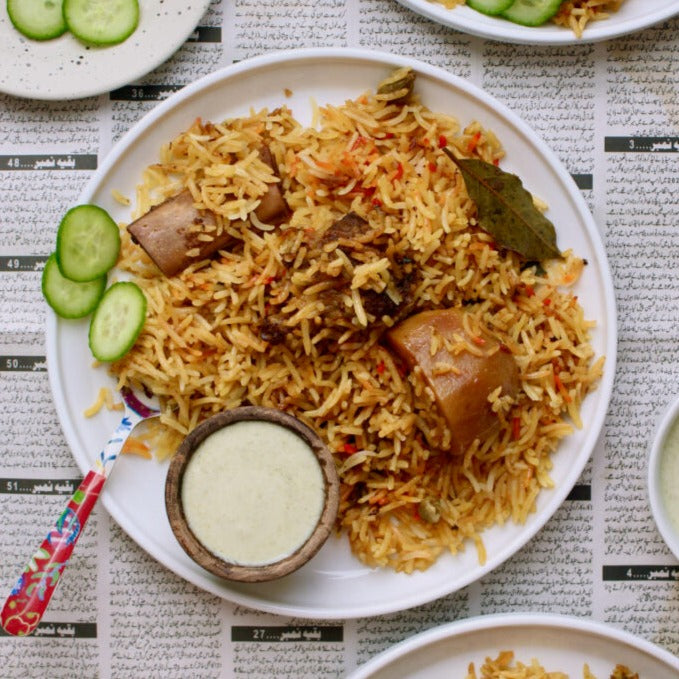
xmin=1 ymin=387 xmax=159 ymax=636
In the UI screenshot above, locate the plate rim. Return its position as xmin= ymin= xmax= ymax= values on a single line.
xmin=394 ymin=0 xmax=679 ymax=45
xmin=0 ymin=0 xmax=212 ymax=100
xmin=345 ymin=612 xmax=679 ymax=677
xmin=47 ymin=47 xmax=618 ymax=619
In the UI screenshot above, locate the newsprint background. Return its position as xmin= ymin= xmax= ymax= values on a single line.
xmin=1 ymin=1 xmax=678 ymax=677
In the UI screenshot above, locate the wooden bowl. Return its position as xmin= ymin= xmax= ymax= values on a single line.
xmin=165 ymin=406 xmax=340 ymax=582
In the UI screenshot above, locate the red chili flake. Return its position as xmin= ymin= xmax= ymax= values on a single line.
xmin=262 ymin=276 xmax=275 ymax=285
xmin=512 ymin=417 xmax=521 ymax=441
xmin=499 ymin=343 xmax=511 ymax=354
xmin=493 ymin=158 xmax=500 ymax=166
xmin=341 ymin=443 xmax=358 ymax=455
xmin=361 ymin=185 xmax=377 ymax=197
xmin=472 ymin=336 xmax=486 ymax=347
xmin=392 ymin=162 xmax=404 ymax=183
xmin=554 ymin=372 xmax=572 ymax=403
xmin=371 ymin=197 xmax=382 ymax=207
xmin=524 ymin=284 xmax=535 ymax=297
xmin=543 ymin=298 xmax=552 ymax=307
xmin=352 ymin=135 xmax=370 ymax=151
xmin=384 ymin=132 xmax=395 ymax=139
xmin=428 ymin=161 xmax=437 ymax=173
xmin=376 ymin=360 xmax=386 ymax=375
xmin=467 ymin=131 xmax=482 ymax=153
xmin=438 ymin=134 xmax=447 ymax=148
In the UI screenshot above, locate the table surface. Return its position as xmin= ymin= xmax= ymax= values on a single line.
xmin=0 ymin=1 xmax=678 ymax=677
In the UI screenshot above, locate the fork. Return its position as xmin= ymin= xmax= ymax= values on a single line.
xmin=0 ymin=386 xmax=160 ymax=636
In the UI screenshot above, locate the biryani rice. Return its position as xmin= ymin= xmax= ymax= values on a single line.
xmin=552 ymin=0 xmax=625 ymax=37
xmin=465 ymin=651 xmax=636 ymax=678
xmin=111 ymin=76 xmax=603 ymax=573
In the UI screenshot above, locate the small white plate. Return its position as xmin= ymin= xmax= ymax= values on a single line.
xmin=648 ymin=394 xmax=679 ymax=560
xmin=0 ymin=0 xmax=212 ymax=100
xmin=47 ymin=48 xmax=617 ymax=619
xmin=347 ymin=613 xmax=679 ymax=678
xmin=395 ymin=0 xmax=679 ymax=45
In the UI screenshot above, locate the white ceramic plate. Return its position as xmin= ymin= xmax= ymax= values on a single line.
xmin=347 ymin=613 xmax=679 ymax=678
xmin=0 ymin=0 xmax=212 ymax=100
xmin=396 ymin=0 xmax=679 ymax=44
xmin=47 ymin=48 xmax=617 ymax=619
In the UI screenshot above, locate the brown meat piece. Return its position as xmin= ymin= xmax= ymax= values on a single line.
xmin=362 ymin=267 xmax=418 ymax=323
xmin=308 ymin=212 xmax=418 ymax=327
xmin=258 ymin=317 xmax=286 ymax=345
xmin=385 ymin=308 xmax=520 ymax=454
xmin=128 ymin=145 xmax=290 ymax=277
xmin=255 ymin=145 xmax=291 ymax=226
xmin=127 ymin=189 xmax=225 ymax=277
xmin=320 ymin=211 xmax=369 ymax=246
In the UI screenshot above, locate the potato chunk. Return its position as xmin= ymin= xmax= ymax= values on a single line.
xmin=386 ymin=308 xmax=520 ymax=454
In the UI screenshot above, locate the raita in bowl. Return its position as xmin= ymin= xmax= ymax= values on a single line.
xmin=648 ymin=394 xmax=679 ymax=560
xmin=165 ymin=406 xmax=340 ymax=582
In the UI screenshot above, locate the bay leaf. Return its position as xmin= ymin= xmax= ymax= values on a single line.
xmin=377 ymin=67 xmax=415 ymax=104
xmin=443 ymin=148 xmax=561 ymax=261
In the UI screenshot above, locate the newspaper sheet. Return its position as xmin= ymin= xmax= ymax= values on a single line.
xmin=0 ymin=0 xmax=678 ymax=676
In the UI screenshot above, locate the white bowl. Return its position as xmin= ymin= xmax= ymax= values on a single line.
xmin=346 ymin=613 xmax=679 ymax=678
xmin=648 ymin=394 xmax=679 ymax=560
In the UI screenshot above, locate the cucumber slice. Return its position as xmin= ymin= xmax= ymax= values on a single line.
xmin=88 ymin=282 xmax=146 ymax=362
xmin=63 ymin=0 xmax=139 ymax=46
xmin=56 ymin=204 xmax=120 ymax=283
xmin=7 ymin=0 xmax=67 ymax=40
xmin=467 ymin=0 xmax=515 ymax=15
xmin=501 ymin=0 xmax=563 ymax=26
xmin=42 ymin=253 xmax=106 ymax=319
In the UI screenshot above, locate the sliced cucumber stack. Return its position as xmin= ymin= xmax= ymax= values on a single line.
xmin=56 ymin=205 xmax=120 ymax=282
xmin=42 ymin=253 xmax=106 ymax=319
xmin=464 ymin=0 xmax=564 ymax=27
xmin=7 ymin=0 xmax=66 ymax=40
xmin=501 ymin=0 xmax=563 ymax=26
xmin=63 ymin=0 xmax=139 ymax=46
xmin=42 ymin=203 xmax=146 ymax=361
xmin=7 ymin=0 xmax=139 ymax=46
xmin=89 ymin=282 xmax=147 ymax=362
xmin=466 ymin=0 xmax=514 ymax=15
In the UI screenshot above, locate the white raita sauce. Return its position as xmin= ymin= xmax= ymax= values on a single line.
xmin=659 ymin=416 xmax=679 ymax=533
xmin=181 ymin=420 xmax=325 ymax=566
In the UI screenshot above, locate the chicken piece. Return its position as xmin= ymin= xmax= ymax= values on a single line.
xmin=255 ymin=145 xmax=291 ymax=226
xmin=127 ymin=189 xmax=225 ymax=277
xmin=385 ymin=308 xmax=520 ymax=454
